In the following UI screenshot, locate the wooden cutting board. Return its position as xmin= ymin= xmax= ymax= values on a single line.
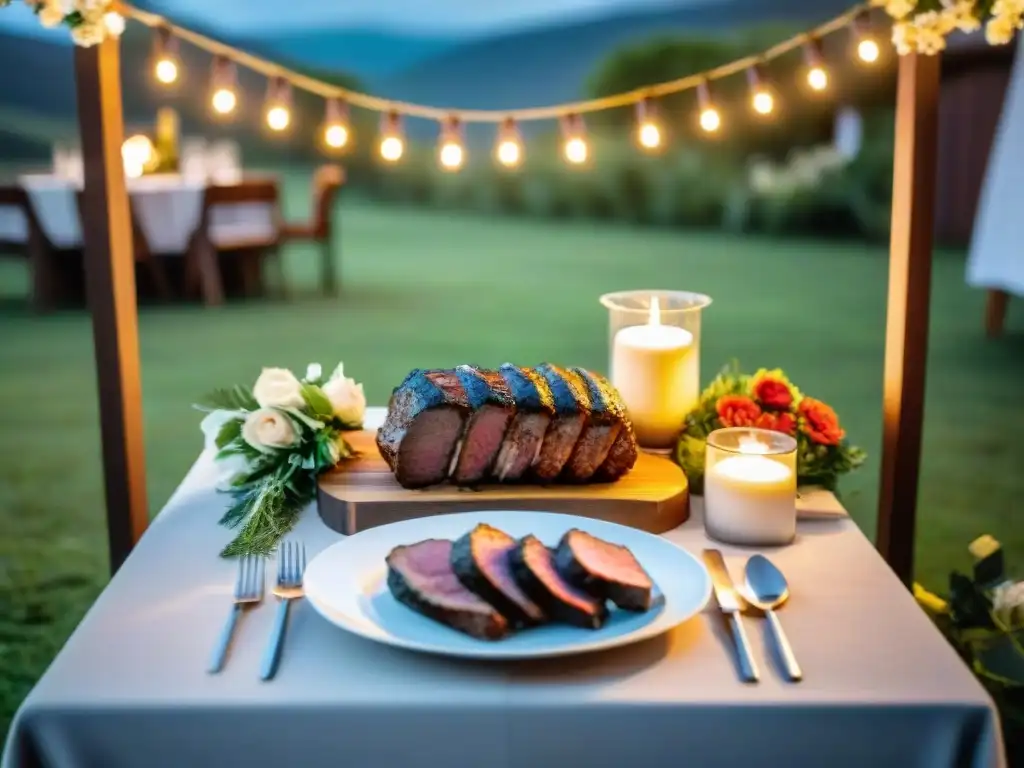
xmin=317 ymin=430 xmax=689 ymax=535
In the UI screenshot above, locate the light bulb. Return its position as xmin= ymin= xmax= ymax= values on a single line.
xmin=324 ymin=123 xmax=349 ymax=149
xmin=439 ymin=141 xmax=464 ymax=170
xmin=752 ymin=89 xmax=774 ymax=115
xmin=564 ymin=136 xmax=588 ymax=164
xmin=807 ymin=66 xmax=829 ymax=91
xmin=858 ymin=38 xmax=880 ymax=63
xmin=380 ymin=135 xmax=404 ymax=162
xmin=638 ymin=121 xmax=661 ymax=150
xmin=497 ymin=139 xmax=521 ymax=167
xmin=103 ymin=11 xmax=125 ymax=36
xmin=154 ymin=58 xmax=178 ymax=85
xmin=211 ymin=88 xmax=237 ymax=115
xmin=700 ymin=107 xmax=721 ymax=133
xmin=266 ymin=105 xmax=290 ymax=132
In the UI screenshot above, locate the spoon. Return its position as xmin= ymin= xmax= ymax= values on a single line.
xmin=745 ymin=555 xmax=802 ymax=682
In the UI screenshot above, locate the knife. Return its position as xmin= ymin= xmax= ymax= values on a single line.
xmin=702 ymin=549 xmax=760 ymax=683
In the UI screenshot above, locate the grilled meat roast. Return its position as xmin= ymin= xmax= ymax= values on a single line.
xmin=554 ymin=529 xmax=654 ymax=611
xmin=376 ymin=364 xmax=638 ymax=489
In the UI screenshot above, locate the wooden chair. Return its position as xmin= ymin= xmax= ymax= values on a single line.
xmin=0 ymin=184 xmax=58 ymax=311
xmin=186 ymin=179 xmax=283 ymax=306
xmin=74 ymin=191 xmax=173 ymax=302
xmin=281 ymin=165 xmax=344 ymax=295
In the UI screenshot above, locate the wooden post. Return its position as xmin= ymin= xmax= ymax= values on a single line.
xmin=75 ymin=38 xmax=149 ymax=574
xmin=877 ymin=52 xmax=941 ymax=586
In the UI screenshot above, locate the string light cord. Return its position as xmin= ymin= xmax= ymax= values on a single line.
xmin=120 ymin=1 xmax=870 ymax=123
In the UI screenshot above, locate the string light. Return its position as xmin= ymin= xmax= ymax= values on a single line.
xmin=379 ymin=111 xmax=404 ymax=163
xmin=495 ymin=118 xmax=523 ymax=168
xmin=635 ymin=99 xmax=662 ymax=150
xmin=152 ymin=27 xmax=179 ymax=85
xmin=561 ymin=114 xmax=588 ymax=165
xmin=696 ymin=81 xmax=721 ymax=133
xmin=322 ymin=98 xmax=350 ymax=151
xmin=853 ymin=12 xmax=880 ymax=63
xmin=746 ymin=65 xmax=775 ymax=116
xmin=209 ymin=57 xmax=238 ymax=116
xmin=264 ymin=78 xmax=292 ymax=132
xmin=438 ymin=116 xmax=465 ymax=171
xmin=121 ymin=134 xmax=155 ymax=179
xmin=103 ymin=11 xmax=125 ymax=37
xmin=803 ymin=38 xmax=829 ymax=92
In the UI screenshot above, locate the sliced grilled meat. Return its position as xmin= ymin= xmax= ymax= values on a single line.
xmin=562 ymin=367 xmax=624 ymax=482
xmin=386 ymin=539 xmax=510 ymax=640
xmin=509 ymin=535 xmax=608 ymax=629
xmin=531 ymin=364 xmax=590 ymax=482
xmin=450 ymin=366 xmax=515 ymax=485
xmin=451 ymin=524 xmax=545 ymax=627
xmin=594 ymin=380 xmax=639 ymax=482
xmin=554 ymin=529 xmax=654 ymax=611
xmin=492 ymin=364 xmax=554 ymax=481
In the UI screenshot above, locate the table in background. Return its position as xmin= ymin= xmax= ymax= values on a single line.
xmin=1 ymin=408 xmax=1004 ymax=768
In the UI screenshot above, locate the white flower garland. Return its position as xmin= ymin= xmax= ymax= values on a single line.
xmin=873 ymin=0 xmax=1024 ymax=54
xmin=0 ymin=0 xmax=123 ymax=47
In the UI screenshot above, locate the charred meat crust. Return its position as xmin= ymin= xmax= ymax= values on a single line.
xmin=554 ymin=529 xmax=653 ymax=611
xmin=509 ymin=535 xmax=608 ymax=629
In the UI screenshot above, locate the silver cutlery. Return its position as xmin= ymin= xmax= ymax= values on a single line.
xmin=260 ymin=540 xmax=306 ymax=681
xmin=745 ymin=555 xmax=802 ymax=682
xmin=702 ymin=549 xmax=759 ymax=683
xmin=209 ymin=554 xmax=265 ymax=674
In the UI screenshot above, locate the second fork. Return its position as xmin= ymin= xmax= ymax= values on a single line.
xmin=260 ymin=540 xmax=306 ymax=681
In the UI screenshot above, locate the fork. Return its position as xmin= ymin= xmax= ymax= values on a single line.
xmin=260 ymin=540 xmax=306 ymax=681
xmin=208 ymin=555 xmax=265 ymax=674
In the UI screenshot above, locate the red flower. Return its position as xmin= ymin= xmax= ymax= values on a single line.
xmin=717 ymin=395 xmax=762 ymax=427
xmin=798 ymin=397 xmax=845 ymax=445
xmin=756 ymin=411 xmax=796 ymax=436
xmin=753 ymin=376 xmax=794 ymax=411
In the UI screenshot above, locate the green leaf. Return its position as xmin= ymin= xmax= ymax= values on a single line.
xmin=300 ymin=383 xmax=335 ymax=420
xmin=194 ymin=385 xmax=259 ymax=413
xmin=215 ymin=418 xmax=243 ymax=449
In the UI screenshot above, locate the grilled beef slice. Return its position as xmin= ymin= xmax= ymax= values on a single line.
xmin=492 ymin=364 xmax=554 ymax=481
xmin=530 ymin=364 xmax=590 ymax=482
xmin=554 ymin=529 xmax=654 ymax=611
xmin=450 ymin=366 xmax=515 ymax=485
xmin=561 ymin=367 xmax=624 ymax=482
xmin=509 ymin=535 xmax=608 ymax=629
xmin=592 ymin=375 xmax=639 ymax=481
xmin=386 ymin=539 xmax=510 ymax=640
xmin=376 ymin=369 xmax=471 ymax=489
xmin=451 ymin=524 xmax=545 ymax=627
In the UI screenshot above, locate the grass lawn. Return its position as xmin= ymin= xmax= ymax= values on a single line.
xmin=2 ymin=173 xmax=1024 ymax=739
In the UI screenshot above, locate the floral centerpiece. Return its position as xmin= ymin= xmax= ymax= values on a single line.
xmin=195 ymin=362 xmax=366 ymax=557
xmin=1 ymin=0 xmax=124 ymax=46
xmin=675 ymin=364 xmax=866 ymax=494
xmin=872 ymin=0 xmax=1024 ymax=54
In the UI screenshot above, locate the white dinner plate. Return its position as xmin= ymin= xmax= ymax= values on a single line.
xmin=304 ymin=510 xmax=711 ymax=660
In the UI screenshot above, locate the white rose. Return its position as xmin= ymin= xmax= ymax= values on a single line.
xmin=322 ymin=371 xmax=366 ymax=426
xmin=70 ymin=22 xmax=105 ymax=46
xmin=305 ymin=362 xmax=323 ymax=383
xmin=38 ymin=1 xmax=66 ymax=27
xmin=241 ymin=408 xmax=298 ymax=452
xmin=253 ymin=367 xmax=305 ymax=409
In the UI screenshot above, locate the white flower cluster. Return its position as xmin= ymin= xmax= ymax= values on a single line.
xmin=23 ymin=0 xmax=123 ymax=47
xmin=993 ymin=580 xmax=1024 ymax=627
xmin=873 ymin=0 xmax=1022 ymax=55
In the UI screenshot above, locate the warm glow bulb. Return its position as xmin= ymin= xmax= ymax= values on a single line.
xmin=752 ymin=90 xmax=774 ymax=115
xmin=380 ymin=135 xmax=404 ymax=162
xmin=324 ymin=124 xmax=349 ymax=149
xmin=699 ymin=107 xmax=721 ymax=133
xmin=266 ymin=105 xmax=290 ymax=131
xmin=155 ymin=58 xmax=178 ymax=85
xmin=439 ymin=141 xmax=464 ymax=170
xmin=858 ymin=38 xmax=880 ymax=63
xmin=103 ymin=11 xmax=125 ymax=36
xmin=638 ymin=122 xmax=661 ymax=149
xmin=564 ymin=136 xmax=588 ymax=164
xmin=211 ymin=88 xmax=237 ymax=115
xmin=121 ymin=134 xmax=154 ymax=178
xmin=808 ymin=66 xmax=829 ymax=91
xmin=497 ymin=139 xmax=521 ymax=167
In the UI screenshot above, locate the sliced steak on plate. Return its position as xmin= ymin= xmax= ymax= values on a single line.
xmin=451 ymin=524 xmax=545 ymax=628
xmin=509 ymin=535 xmax=608 ymax=629
xmin=386 ymin=539 xmax=510 ymax=640
xmin=554 ymin=529 xmax=654 ymax=611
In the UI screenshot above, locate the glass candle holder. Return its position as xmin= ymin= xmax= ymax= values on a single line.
xmin=599 ymin=290 xmax=711 ymax=450
xmin=704 ymin=427 xmax=798 ymax=546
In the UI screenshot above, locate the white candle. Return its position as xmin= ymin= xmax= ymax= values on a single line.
xmin=704 ymin=451 xmax=796 ymax=546
xmin=611 ymin=297 xmax=697 ymax=448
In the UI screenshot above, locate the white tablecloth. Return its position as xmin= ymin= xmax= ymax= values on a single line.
xmin=16 ymin=174 xmax=277 ymax=255
xmin=968 ymin=33 xmax=1024 ymax=295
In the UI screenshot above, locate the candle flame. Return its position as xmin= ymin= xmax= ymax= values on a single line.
xmin=738 ymin=435 xmax=770 ymax=455
xmin=648 ymin=296 xmax=661 ymax=326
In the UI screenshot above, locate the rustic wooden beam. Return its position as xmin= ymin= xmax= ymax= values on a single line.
xmin=985 ymin=289 xmax=1009 ymax=338
xmin=877 ymin=52 xmax=941 ymax=586
xmin=75 ymin=38 xmax=149 ymax=574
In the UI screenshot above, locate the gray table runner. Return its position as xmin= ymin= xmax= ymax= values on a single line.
xmin=3 ymin=444 xmax=1005 ymax=768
